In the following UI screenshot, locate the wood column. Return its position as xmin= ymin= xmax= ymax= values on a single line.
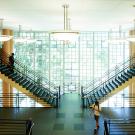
xmin=2 ymin=29 xmax=13 ymax=107
xmin=129 ymin=30 xmax=135 ymax=107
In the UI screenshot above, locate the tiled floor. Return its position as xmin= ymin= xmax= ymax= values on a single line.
xmin=0 ymin=93 xmax=135 ymax=135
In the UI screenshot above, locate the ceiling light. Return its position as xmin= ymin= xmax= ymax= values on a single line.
xmin=106 ymin=38 xmax=128 ymax=44
xmin=126 ymin=19 xmax=135 ymax=42
xmin=126 ymin=35 xmax=135 ymax=42
xmin=14 ymin=37 xmax=37 ymax=43
xmin=0 ymin=35 xmax=13 ymax=41
xmin=14 ymin=25 xmax=36 ymax=43
xmin=0 ymin=19 xmax=13 ymax=42
xmin=50 ymin=4 xmax=79 ymax=41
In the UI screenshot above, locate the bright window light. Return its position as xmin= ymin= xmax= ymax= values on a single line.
xmin=51 ymin=31 xmax=79 ymax=41
xmin=0 ymin=35 xmax=13 ymax=41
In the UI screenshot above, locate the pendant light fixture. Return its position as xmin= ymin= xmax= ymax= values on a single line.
xmin=50 ymin=4 xmax=79 ymax=41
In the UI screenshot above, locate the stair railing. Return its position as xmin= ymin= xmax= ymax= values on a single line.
xmin=0 ymin=50 xmax=58 ymax=93
xmin=81 ymin=57 xmax=135 ymax=107
xmin=84 ymin=58 xmax=130 ymax=90
xmin=104 ymin=119 xmax=135 ymax=135
xmin=0 ymin=92 xmax=55 ymax=107
xmin=82 ymin=57 xmax=135 ymax=97
xmin=15 ymin=57 xmax=58 ymax=93
xmin=0 ymin=50 xmax=59 ymax=107
xmin=0 ymin=119 xmax=34 ymax=135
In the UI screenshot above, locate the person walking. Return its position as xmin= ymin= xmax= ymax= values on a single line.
xmin=92 ymin=101 xmax=101 ymax=129
xmin=9 ymin=53 xmax=14 ymax=72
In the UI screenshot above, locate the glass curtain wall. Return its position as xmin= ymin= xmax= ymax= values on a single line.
xmin=13 ymin=31 xmax=129 ymax=93
xmin=0 ymin=30 xmax=130 ymax=107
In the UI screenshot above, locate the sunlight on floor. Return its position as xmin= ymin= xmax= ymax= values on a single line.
xmin=101 ymin=87 xmax=129 ymax=107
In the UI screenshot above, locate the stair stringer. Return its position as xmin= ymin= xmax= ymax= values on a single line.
xmin=0 ymin=72 xmax=52 ymax=107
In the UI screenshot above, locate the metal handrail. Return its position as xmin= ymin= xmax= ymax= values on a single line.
xmin=83 ymin=56 xmax=135 ymax=97
xmin=0 ymin=50 xmax=59 ymax=107
xmin=0 ymin=50 xmax=58 ymax=95
xmin=0 ymin=93 xmax=47 ymax=107
xmin=104 ymin=119 xmax=135 ymax=135
xmin=84 ymin=57 xmax=133 ymax=90
xmin=84 ymin=64 xmax=130 ymax=97
xmin=15 ymin=58 xmax=58 ymax=90
xmin=0 ymin=119 xmax=34 ymax=135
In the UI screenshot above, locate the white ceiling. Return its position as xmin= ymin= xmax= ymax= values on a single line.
xmin=0 ymin=0 xmax=135 ymax=31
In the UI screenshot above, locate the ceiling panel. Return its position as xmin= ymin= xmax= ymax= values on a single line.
xmin=0 ymin=0 xmax=135 ymax=31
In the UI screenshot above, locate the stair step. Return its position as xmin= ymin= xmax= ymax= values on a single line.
xmin=1 ymin=67 xmax=10 ymax=73
xmin=36 ymin=90 xmax=44 ymax=97
xmin=19 ymin=79 xmax=28 ymax=86
xmin=127 ymin=69 xmax=135 ymax=76
xmin=0 ymin=65 xmax=7 ymax=71
xmin=105 ymin=85 xmax=112 ymax=92
xmin=26 ymin=83 xmax=34 ymax=90
xmin=114 ymin=78 xmax=122 ymax=85
xmin=96 ymin=90 xmax=103 ymax=97
xmin=33 ymin=87 xmax=42 ymax=95
xmin=25 ymin=82 xmax=33 ymax=90
xmin=99 ymin=88 xmax=107 ymax=96
xmin=108 ymin=82 xmax=115 ymax=89
xmin=48 ymin=97 xmax=55 ymax=104
xmin=12 ymin=75 xmax=21 ymax=81
xmin=42 ymin=91 xmax=49 ymax=97
xmin=0 ymin=62 xmax=58 ymax=108
xmin=117 ymin=76 xmax=125 ymax=83
xmin=121 ymin=74 xmax=128 ymax=81
xmin=112 ymin=80 xmax=118 ymax=88
xmin=102 ymin=87 xmax=109 ymax=93
xmin=123 ymin=71 xmax=132 ymax=78
xmin=4 ymin=70 xmax=12 ymax=76
xmin=15 ymin=76 xmax=24 ymax=83
xmin=8 ymin=72 xmax=17 ymax=78
xmin=93 ymin=92 xmax=100 ymax=100
xmin=125 ymin=70 xmax=133 ymax=77
xmin=29 ymin=85 xmax=38 ymax=92
xmin=21 ymin=80 xmax=30 ymax=87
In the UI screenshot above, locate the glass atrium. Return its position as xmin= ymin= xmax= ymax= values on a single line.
xmin=0 ymin=30 xmax=130 ymax=107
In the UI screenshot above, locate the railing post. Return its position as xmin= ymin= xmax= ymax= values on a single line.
xmin=16 ymin=93 xmax=19 ymax=108
xmin=25 ymin=66 xmax=27 ymax=77
xmin=122 ymin=94 xmax=125 ymax=108
xmin=56 ymin=92 xmax=59 ymax=108
xmin=104 ymin=119 xmax=109 ymax=135
xmin=26 ymin=118 xmax=33 ymax=135
xmin=81 ymin=86 xmax=85 ymax=108
xmin=115 ymin=65 xmax=118 ymax=77
xmin=58 ymin=86 xmax=60 ymax=99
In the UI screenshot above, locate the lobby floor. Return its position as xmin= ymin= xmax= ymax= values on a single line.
xmin=0 ymin=93 xmax=135 ymax=135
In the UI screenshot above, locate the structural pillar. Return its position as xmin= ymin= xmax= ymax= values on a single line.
xmin=2 ymin=29 xmax=13 ymax=107
xmin=129 ymin=30 xmax=135 ymax=107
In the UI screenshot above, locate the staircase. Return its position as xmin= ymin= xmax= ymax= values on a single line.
xmin=0 ymin=119 xmax=34 ymax=135
xmin=104 ymin=119 xmax=135 ymax=135
xmin=0 ymin=51 xmax=59 ymax=107
xmin=81 ymin=57 xmax=135 ymax=107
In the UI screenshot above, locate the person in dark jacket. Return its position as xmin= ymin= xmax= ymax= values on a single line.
xmin=9 ymin=53 xmax=14 ymax=72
